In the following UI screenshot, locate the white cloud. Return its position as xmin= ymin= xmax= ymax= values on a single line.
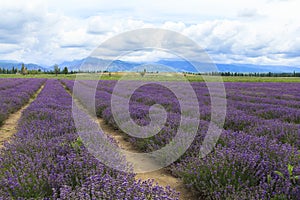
xmin=0 ymin=0 xmax=299 ymax=66
xmin=121 ymin=50 xmax=177 ymax=62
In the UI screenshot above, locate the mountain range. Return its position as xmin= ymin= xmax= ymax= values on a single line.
xmin=0 ymin=58 xmax=299 ymax=73
xmin=0 ymin=60 xmax=47 ymax=71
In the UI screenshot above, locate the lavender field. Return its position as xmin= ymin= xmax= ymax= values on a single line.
xmin=0 ymin=78 xmax=299 ymax=199
xmin=0 ymin=78 xmax=45 ymax=126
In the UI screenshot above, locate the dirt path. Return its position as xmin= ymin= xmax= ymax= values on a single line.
xmin=61 ymin=83 xmax=198 ymax=200
xmin=98 ymin=118 xmax=198 ymax=200
xmin=0 ymin=84 xmax=45 ymax=148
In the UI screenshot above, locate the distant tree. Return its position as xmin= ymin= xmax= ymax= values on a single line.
xmin=54 ymin=64 xmax=60 ymax=76
xmin=21 ymin=63 xmax=28 ymax=75
xmin=62 ymin=67 xmax=68 ymax=75
xmin=268 ymin=72 xmax=272 ymax=77
xmin=140 ymin=68 xmax=146 ymax=77
xmin=21 ymin=64 xmax=25 ymax=75
xmin=28 ymin=70 xmax=39 ymax=74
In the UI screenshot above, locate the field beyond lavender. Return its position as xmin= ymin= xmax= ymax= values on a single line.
xmin=0 ymin=78 xmax=299 ymax=199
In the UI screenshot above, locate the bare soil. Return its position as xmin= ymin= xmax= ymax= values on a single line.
xmin=98 ymin=118 xmax=198 ymax=200
xmin=0 ymin=84 xmax=45 ymax=148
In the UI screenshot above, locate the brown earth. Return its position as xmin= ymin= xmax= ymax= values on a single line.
xmin=98 ymin=118 xmax=198 ymax=200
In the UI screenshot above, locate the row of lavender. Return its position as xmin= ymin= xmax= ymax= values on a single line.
xmin=222 ymin=83 xmax=300 ymax=147
xmin=177 ymin=83 xmax=300 ymax=199
xmin=62 ymin=79 xmax=300 ymax=199
xmin=0 ymin=79 xmax=178 ymax=199
xmin=0 ymin=78 xmax=45 ymax=126
xmin=63 ymin=80 xmax=300 ymax=149
xmin=0 ymin=78 xmax=28 ymax=90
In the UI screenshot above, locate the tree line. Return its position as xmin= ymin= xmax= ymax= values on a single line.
xmin=1 ymin=63 xmax=299 ymax=77
xmin=185 ymin=71 xmax=300 ymax=77
xmin=0 ymin=63 xmax=75 ymax=75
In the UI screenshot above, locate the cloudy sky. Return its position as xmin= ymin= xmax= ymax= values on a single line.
xmin=0 ymin=0 xmax=299 ymax=66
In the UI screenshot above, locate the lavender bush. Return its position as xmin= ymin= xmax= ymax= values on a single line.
xmin=61 ymin=79 xmax=300 ymax=199
xmin=0 ymin=78 xmax=45 ymax=126
xmin=0 ymin=79 xmax=179 ymax=199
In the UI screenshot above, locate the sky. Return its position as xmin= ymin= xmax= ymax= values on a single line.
xmin=0 ymin=0 xmax=299 ymax=66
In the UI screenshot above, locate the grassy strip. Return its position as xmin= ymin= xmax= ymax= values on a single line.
xmin=1 ymin=73 xmax=300 ymax=82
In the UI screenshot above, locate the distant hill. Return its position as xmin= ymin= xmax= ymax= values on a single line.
xmin=0 ymin=60 xmax=46 ymax=71
xmin=1 ymin=58 xmax=299 ymax=73
xmin=59 ymin=57 xmax=300 ymax=73
xmin=216 ymin=63 xmax=300 ymax=73
xmin=157 ymin=60 xmax=300 ymax=73
xmin=59 ymin=57 xmax=138 ymax=72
